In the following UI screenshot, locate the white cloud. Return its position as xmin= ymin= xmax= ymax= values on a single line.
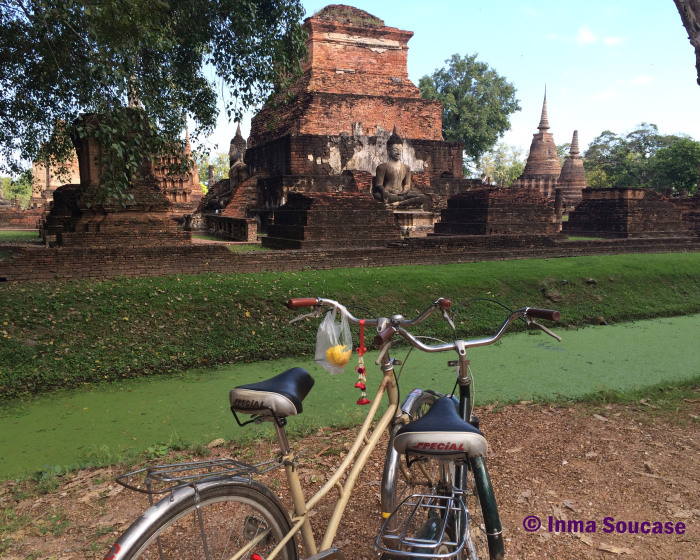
xmin=603 ymin=36 xmax=624 ymax=46
xmin=577 ymin=26 xmax=597 ymax=45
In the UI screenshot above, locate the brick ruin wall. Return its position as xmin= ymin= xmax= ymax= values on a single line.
xmin=564 ymin=188 xmax=689 ymax=238
xmin=0 ymin=208 xmax=44 ymax=229
xmin=434 ymin=188 xmax=558 ymax=236
xmin=3 ymin=236 xmax=699 ymax=283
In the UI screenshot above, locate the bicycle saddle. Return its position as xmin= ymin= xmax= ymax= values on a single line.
xmin=394 ymin=397 xmax=488 ymax=459
xmin=230 ymin=367 xmax=315 ymax=418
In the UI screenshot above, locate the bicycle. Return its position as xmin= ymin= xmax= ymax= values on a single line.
xmin=104 ymin=296 xmax=560 ymax=560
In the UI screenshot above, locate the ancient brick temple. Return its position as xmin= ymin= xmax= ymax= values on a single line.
xmin=217 ymin=4 xmax=471 ymax=246
xmin=557 ymin=130 xmax=588 ymax=211
xmin=39 ymin=114 xmax=190 ymax=247
xmin=562 ymin=188 xmax=689 ymax=238
xmin=433 ymin=188 xmax=558 ymax=236
xmin=151 ymin=131 xmax=203 ymax=217
xmin=31 ymin=153 xmax=81 ymax=210
xmin=512 ymin=93 xmax=562 ymax=198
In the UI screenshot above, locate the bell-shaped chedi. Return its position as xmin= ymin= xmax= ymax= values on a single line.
xmin=512 ymin=91 xmax=561 ymax=199
xmin=557 ymin=130 xmax=588 ymax=211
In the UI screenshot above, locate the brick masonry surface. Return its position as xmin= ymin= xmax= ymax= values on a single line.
xmin=2 ymin=236 xmax=699 ymax=282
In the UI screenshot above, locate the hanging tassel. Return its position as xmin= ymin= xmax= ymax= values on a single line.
xmin=355 ymin=319 xmax=370 ymax=405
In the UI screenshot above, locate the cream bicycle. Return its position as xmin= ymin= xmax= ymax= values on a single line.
xmin=104 ymin=297 xmax=560 ymax=560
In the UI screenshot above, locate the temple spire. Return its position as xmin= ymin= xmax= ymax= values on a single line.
xmin=570 ymin=130 xmax=580 ymax=156
xmin=538 ymin=88 xmax=550 ymax=131
xmin=235 ymin=123 xmax=243 ymax=139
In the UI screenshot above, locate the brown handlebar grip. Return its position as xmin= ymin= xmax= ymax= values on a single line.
xmin=525 ymin=308 xmax=561 ymax=322
xmin=437 ymin=298 xmax=452 ymax=310
xmin=286 ymin=298 xmax=319 ymax=309
xmin=374 ymin=326 xmax=397 ymax=346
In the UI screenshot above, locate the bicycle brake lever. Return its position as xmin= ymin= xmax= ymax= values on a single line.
xmin=441 ymin=308 xmax=456 ymax=331
xmin=527 ymin=319 xmax=562 ymax=342
xmin=288 ymin=306 xmax=325 ymax=324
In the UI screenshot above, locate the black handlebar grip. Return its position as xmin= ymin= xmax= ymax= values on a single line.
xmin=374 ymin=326 xmax=397 ymax=346
xmin=286 ymin=298 xmax=318 ymax=309
xmin=525 ymin=308 xmax=561 ymax=322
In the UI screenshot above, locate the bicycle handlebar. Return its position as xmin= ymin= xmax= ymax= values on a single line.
xmin=287 ymin=298 xmax=561 ymax=352
xmin=524 ymin=308 xmax=560 ymax=321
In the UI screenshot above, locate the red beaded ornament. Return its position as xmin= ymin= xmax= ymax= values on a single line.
xmin=355 ymin=319 xmax=370 ymax=405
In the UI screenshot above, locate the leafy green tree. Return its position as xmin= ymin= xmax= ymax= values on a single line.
xmin=557 ymin=143 xmax=571 ymax=167
xmin=195 ymin=152 xmax=230 ymax=185
xmin=0 ymin=0 xmax=306 ymax=205
xmin=653 ymin=137 xmax=700 ymax=194
xmin=0 ymin=169 xmax=32 ymax=208
xmin=419 ymin=54 xmax=521 ymax=167
xmin=583 ymin=123 xmax=679 ymax=189
xmin=478 ymin=143 xmax=525 ymax=187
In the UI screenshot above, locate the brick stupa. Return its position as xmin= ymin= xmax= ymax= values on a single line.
xmin=512 ymin=92 xmax=562 ymax=199
xmin=557 ymin=130 xmax=588 ymax=211
xmin=217 ymin=4 xmax=474 ymax=247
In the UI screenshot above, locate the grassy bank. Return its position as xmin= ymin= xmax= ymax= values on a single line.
xmin=2 ymin=252 xmax=700 ymax=399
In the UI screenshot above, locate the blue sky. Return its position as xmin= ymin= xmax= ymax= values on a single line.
xmin=200 ymin=0 xmax=699 ymax=158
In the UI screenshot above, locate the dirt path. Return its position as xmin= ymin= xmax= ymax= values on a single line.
xmin=1 ymin=398 xmax=698 ymax=559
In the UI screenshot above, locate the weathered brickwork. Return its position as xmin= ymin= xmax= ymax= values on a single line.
xmin=262 ymin=191 xmax=401 ymax=249
xmin=512 ymin=95 xmax=561 ymax=199
xmin=434 ymin=188 xmax=558 ymax=236
xmin=670 ymin=191 xmax=700 ymax=235
xmin=0 ymin=207 xmax=43 ymax=229
xmin=204 ymin=215 xmax=257 ymax=242
xmin=557 ymin=130 xmax=588 ymax=211
xmin=3 ymin=236 xmax=699 ymax=283
xmin=39 ymin=180 xmax=190 ymax=248
xmin=248 ymin=5 xmax=442 ymax=149
xmin=563 ymin=188 xmax=690 ymax=238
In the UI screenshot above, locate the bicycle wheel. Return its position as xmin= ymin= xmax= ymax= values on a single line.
xmin=105 ymin=477 xmax=297 ymax=560
xmin=381 ymin=390 xmax=441 ymax=518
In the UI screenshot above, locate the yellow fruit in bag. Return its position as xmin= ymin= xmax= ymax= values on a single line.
xmin=326 ymin=344 xmax=351 ymax=367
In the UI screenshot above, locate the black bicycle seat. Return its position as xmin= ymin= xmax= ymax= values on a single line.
xmin=230 ymin=367 xmax=314 ymax=418
xmin=394 ymin=397 xmax=488 ymax=459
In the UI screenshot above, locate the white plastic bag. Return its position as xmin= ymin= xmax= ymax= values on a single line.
xmin=315 ymin=307 xmax=353 ymax=375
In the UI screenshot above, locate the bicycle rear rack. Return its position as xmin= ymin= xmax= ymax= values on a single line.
xmin=116 ymin=457 xmax=279 ymax=496
xmin=375 ymin=493 xmax=467 ymax=559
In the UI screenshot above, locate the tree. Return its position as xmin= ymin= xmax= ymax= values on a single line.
xmin=583 ymin=123 xmax=699 ymax=194
xmin=583 ymin=123 xmax=678 ymax=189
xmin=0 ymin=0 xmax=306 ymax=205
xmin=478 ymin=143 xmax=526 ymax=187
xmin=653 ymin=137 xmax=700 ymax=194
xmin=195 ymin=151 xmax=230 ymax=185
xmin=0 ymin=169 xmax=32 ymax=208
xmin=419 ymin=53 xmax=521 ymax=167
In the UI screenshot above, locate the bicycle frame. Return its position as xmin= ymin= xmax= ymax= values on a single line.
xmin=266 ymin=348 xmax=401 ymax=560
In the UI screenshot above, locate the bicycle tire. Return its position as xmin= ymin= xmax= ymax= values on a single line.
xmin=381 ymin=392 xmax=504 ymax=560
xmin=381 ymin=390 xmax=443 ymax=521
xmin=104 ymin=477 xmax=297 ymax=560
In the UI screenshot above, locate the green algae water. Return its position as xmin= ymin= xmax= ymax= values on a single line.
xmin=1 ymin=314 xmax=698 ymax=479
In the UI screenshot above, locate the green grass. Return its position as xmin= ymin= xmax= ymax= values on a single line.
xmin=1 ymin=252 xmax=700 ymax=400
xmin=191 ymin=233 xmax=268 ymax=252
xmin=0 ymin=230 xmax=39 ymax=242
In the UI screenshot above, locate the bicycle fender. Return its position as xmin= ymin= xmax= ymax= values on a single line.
xmin=104 ymin=476 xmax=291 ymax=560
